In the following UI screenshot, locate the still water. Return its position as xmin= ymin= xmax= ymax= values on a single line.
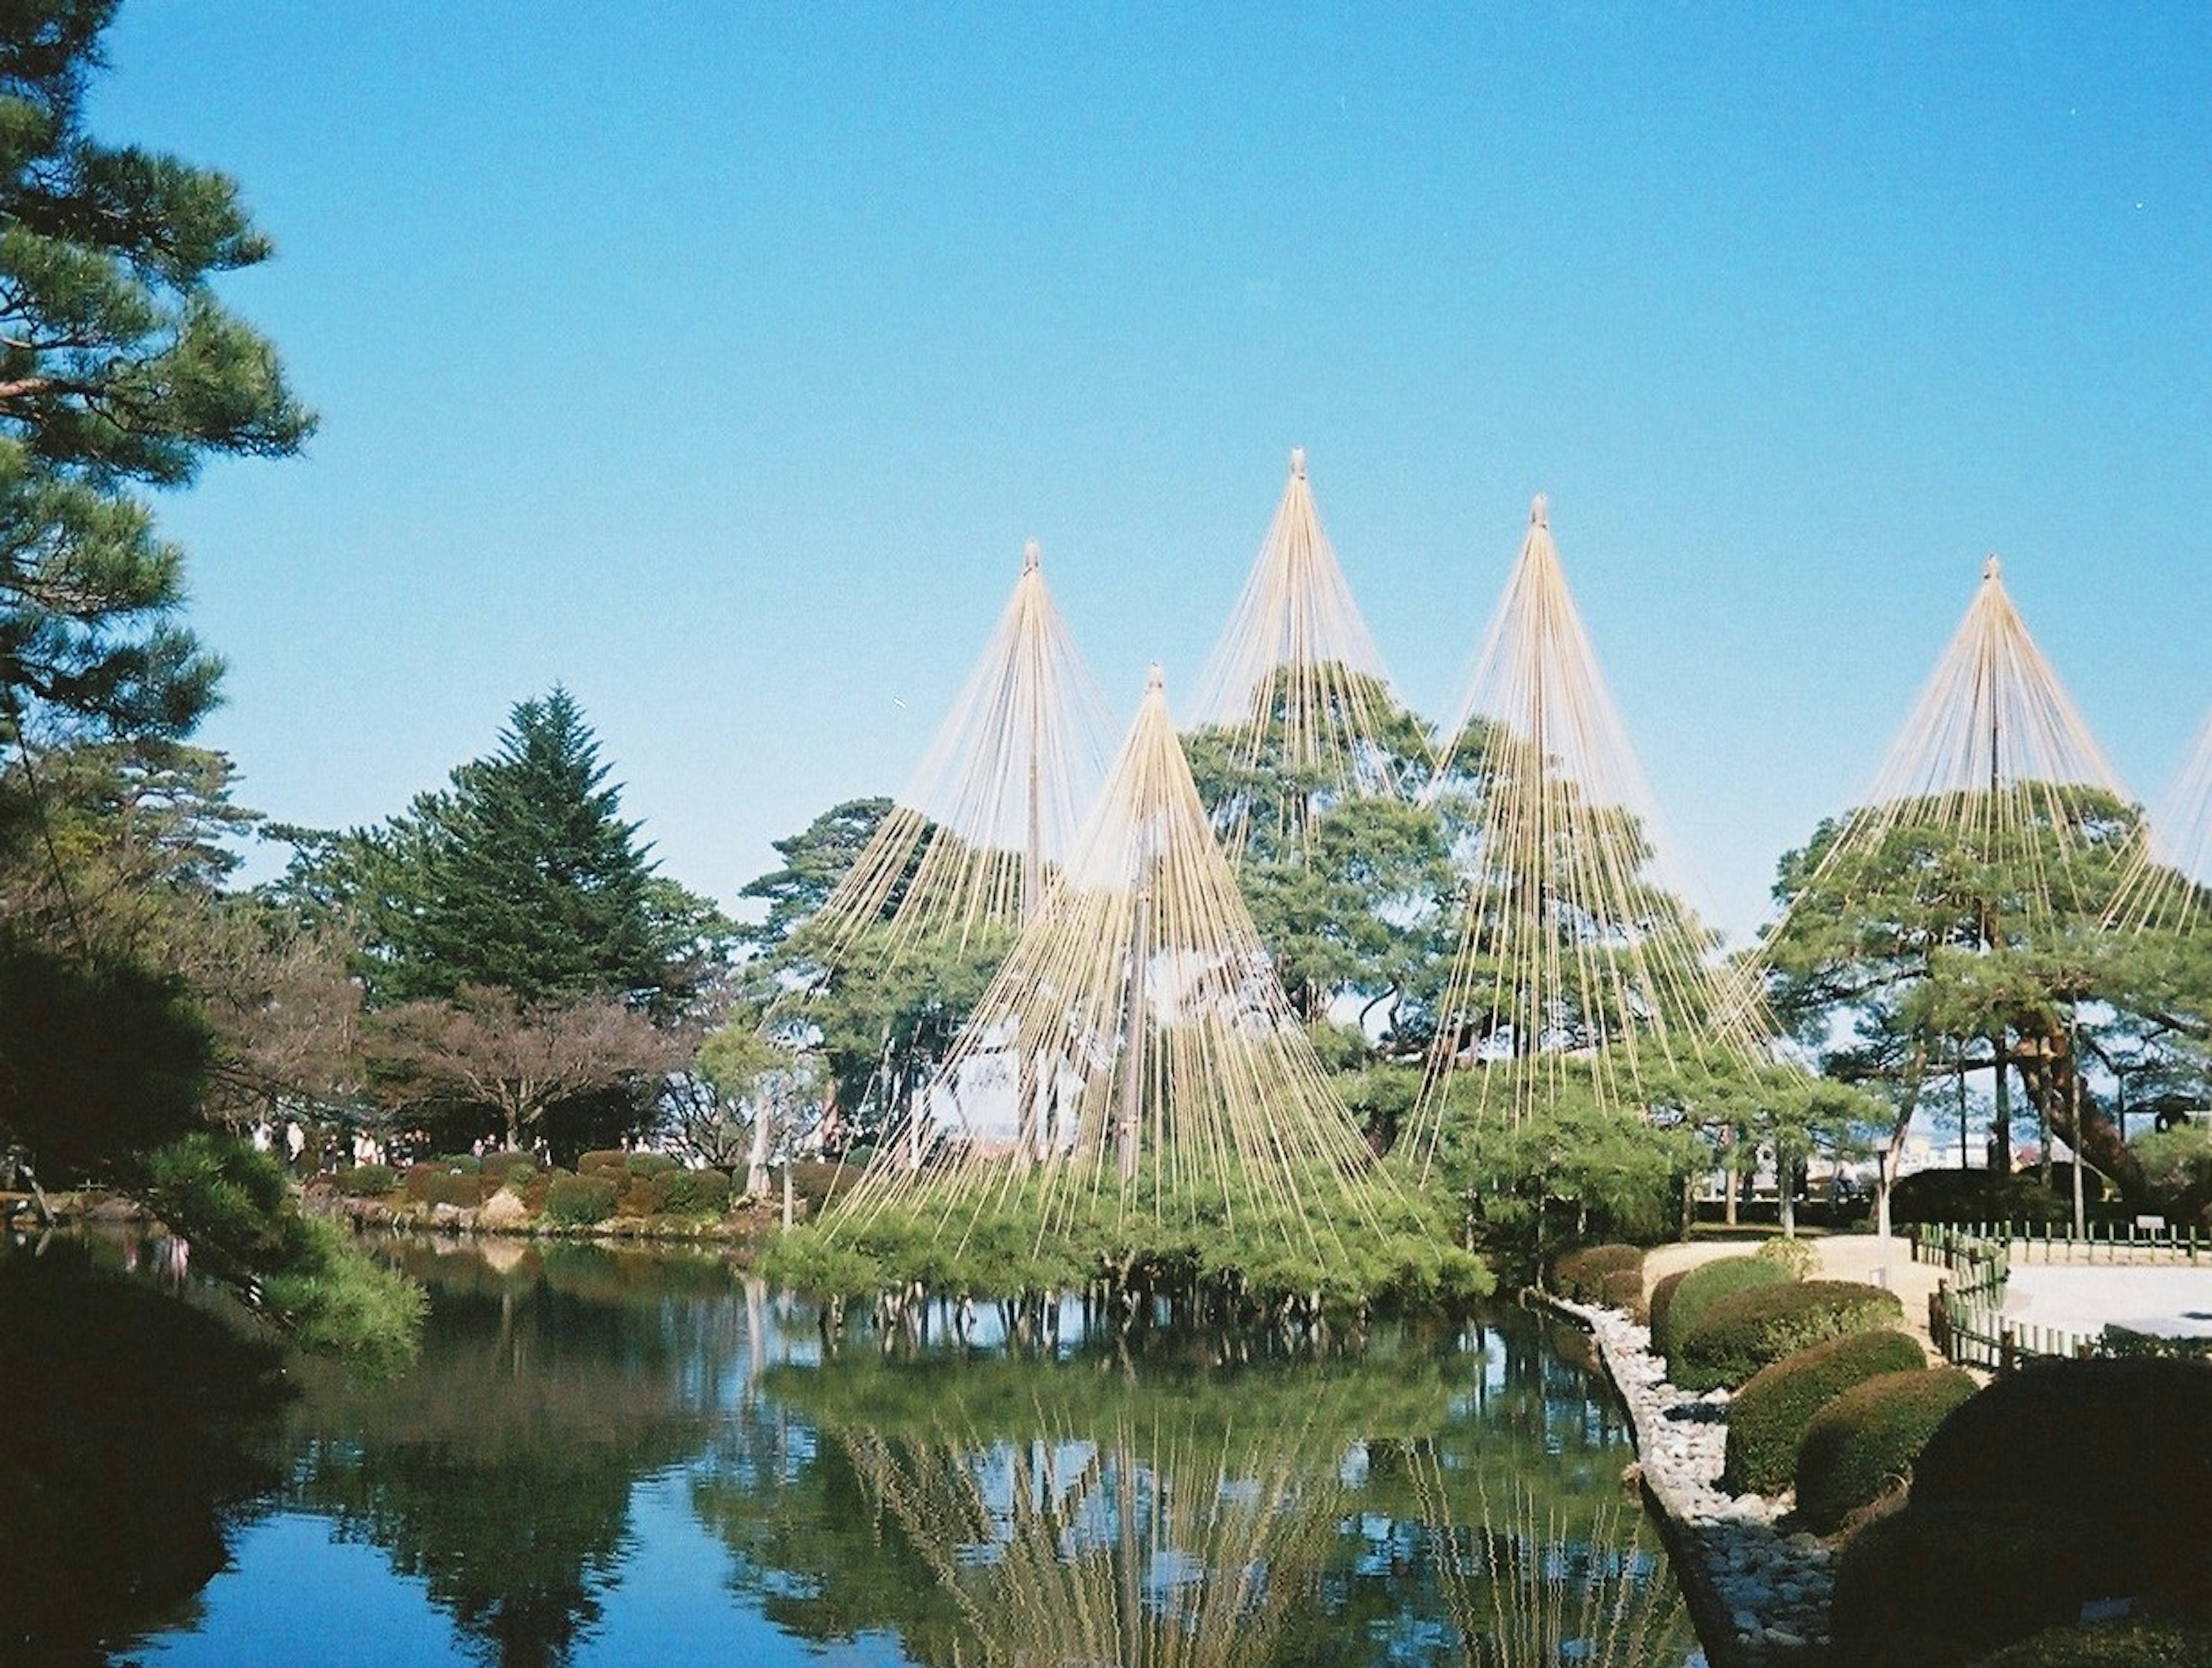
xmin=26 ymin=1235 xmax=1702 ymax=1668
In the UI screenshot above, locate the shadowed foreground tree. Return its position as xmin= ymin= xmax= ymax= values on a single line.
xmin=0 ymin=0 xmax=312 ymax=742
xmin=0 ymin=1 xmax=419 ymax=1371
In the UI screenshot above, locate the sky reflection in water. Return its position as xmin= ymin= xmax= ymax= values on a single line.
xmin=70 ymin=1237 xmax=1702 ymax=1668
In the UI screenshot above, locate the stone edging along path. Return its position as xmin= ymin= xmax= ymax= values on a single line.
xmin=1536 ymin=1292 xmax=1832 ymax=1667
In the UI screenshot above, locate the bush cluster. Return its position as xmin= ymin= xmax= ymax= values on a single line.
xmin=1912 ymin=1356 xmax=2212 ymax=1602
xmin=650 ymin=1167 xmax=732 ymax=1218
xmin=1889 ymin=1167 xmax=2073 ymax=1227
xmin=1830 ymin=1359 xmax=2212 ymax=1666
xmin=546 ymin=1173 xmax=618 ymax=1227
xmin=1719 ymin=1328 xmax=1927 ymax=1495
xmin=336 ymin=1163 xmax=399 ymax=1198
xmin=1651 ymin=1255 xmax=1793 ymax=1366
xmin=403 ymin=1166 xmax=483 ymax=1209
xmin=1831 ymin=1502 xmax=2122 ymax=1667
xmin=1673 ymin=1279 xmax=1902 ymax=1392
xmin=1549 ymin=1243 xmax=1645 ymax=1311
xmin=1753 ymin=1234 xmax=1819 ymax=1279
xmin=1794 ymin=1365 xmax=1976 ymax=1530
xmin=479 ymin=1150 xmax=535 ymax=1186
xmin=1963 ymin=1622 xmax=2212 ymax=1667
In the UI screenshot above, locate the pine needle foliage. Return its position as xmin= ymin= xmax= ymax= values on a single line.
xmin=816 ymin=669 xmax=1406 ymax=1287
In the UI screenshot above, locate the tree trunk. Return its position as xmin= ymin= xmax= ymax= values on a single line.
xmin=745 ymin=1102 xmax=771 ymax=1198
xmin=2015 ymin=1023 xmax=2147 ymax=1209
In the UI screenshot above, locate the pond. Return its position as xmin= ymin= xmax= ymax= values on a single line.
xmin=7 ymin=1233 xmax=1705 ymax=1668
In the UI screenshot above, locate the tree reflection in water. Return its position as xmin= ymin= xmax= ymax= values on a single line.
xmin=700 ymin=1314 xmax=1694 ymax=1667
xmin=14 ymin=1238 xmax=1696 ymax=1668
xmin=281 ymin=1240 xmax=747 ymax=1668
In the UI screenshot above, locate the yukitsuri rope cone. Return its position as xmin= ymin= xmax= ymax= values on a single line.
xmin=808 ymin=540 xmax=1117 ymax=964
xmin=2109 ymin=705 xmax=2212 ymax=935
xmin=828 ymin=665 xmax=1387 ymax=1256
xmin=1737 ymin=554 xmax=2137 ymax=985
xmin=1410 ymin=495 xmax=1748 ymax=1155
xmin=1190 ymin=447 xmax=1418 ymax=862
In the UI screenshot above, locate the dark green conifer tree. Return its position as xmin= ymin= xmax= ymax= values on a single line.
xmin=347 ymin=688 xmax=719 ymax=1013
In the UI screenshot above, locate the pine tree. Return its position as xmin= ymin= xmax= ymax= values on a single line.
xmin=361 ymin=688 xmax=707 ymax=1009
xmin=0 ymin=0 xmax=312 ymax=741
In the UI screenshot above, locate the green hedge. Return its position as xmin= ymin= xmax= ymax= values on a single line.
xmin=1831 ymin=1503 xmax=2133 ymax=1667
xmin=1653 ymin=1255 xmax=1793 ymax=1363
xmin=1889 ymin=1167 xmax=2073 ymax=1226
xmin=1673 ymin=1279 xmax=1901 ymax=1392
xmin=336 ymin=1163 xmax=399 ymax=1199
xmin=1964 ymin=1622 xmax=2212 ymax=1667
xmin=577 ymin=1149 xmax=630 ymax=1177
xmin=479 ymin=1150 xmax=535 ymax=1185
xmin=624 ymin=1151 xmax=680 ymax=1180
xmin=1550 ymin=1243 xmax=1645 ymax=1310
xmin=650 ymin=1167 xmax=731 ymax=1217
xmin=1753 ymin=1234 xmax=1819 ymax=1279
xmin=546 ymin=1174 xmax=618 ymax=1226
xmin=1646 ymin=1268 xmax=1689 ymax=1348
xmin=1794 ymin=1366 xmax=1977 ymax=1530
xmin=1912 ymin=1357 xmax=2212 ymax=1610
xmin=402 ymin=1166 xmax=483 ymax=1208
xmin=1720 ymin=1328 xmax=1927 ymax=1495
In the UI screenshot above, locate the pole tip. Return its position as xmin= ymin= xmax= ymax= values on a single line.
xmin=1529 ymin=492 xmax=1548 ymax=529
xmin=1146 ymin=661 xmax=1165 ymax=693
xmin=1023 ymin=538 xmax=1041 ymax=573
xmin=1983 ymin=552 xmax=2001 ymax=582
xmin=1289 ymin=446 xmax=1306 ymax=481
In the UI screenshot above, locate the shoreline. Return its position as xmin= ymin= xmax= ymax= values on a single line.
xmin=1529 ymin=1289 xmax=1836 ymax=1668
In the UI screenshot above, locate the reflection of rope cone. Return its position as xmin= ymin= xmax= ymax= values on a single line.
xmin=831 ymin=668 xmax=1386 ymax=1251
xmin=1406 ymin=1453 xmax=1687 ymax=1668
xmin=843 ymin=1413 xmax=1346 ymax=1668
xmin=1191 ymin=448 xmax=1415 ymax=862
xmin=810 ymin=541 xmax=1118 ymax=964
xmin=1415 ymin=498 xmax=1752 ymax=1153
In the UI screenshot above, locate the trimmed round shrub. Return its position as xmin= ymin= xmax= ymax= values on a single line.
xmin=1550 ymin=1243 xmax=1644 ymax=1308
xmin=1831 ymin=1502 xmax=2134 ymax=1667
xmin=624 ymin=1151 xmax=680 ymax=1180
xmin=1647 ymin=1268 xmax=1690 ymax=1348
xmin=1653 ymin=1254 xmax=1794 ymax=1363
xmin=1891 ymin=1167 xmax=2070 ymax=1227
xmin=1963 ymin=1622 xmax=2212 ymax=1667
xmin=336 ymin=1163 xmax=399 ymax=1199
xmin=651 ymin=1167 xmax=732 ymax=1218
xmin=1721 ymin=1328 xmax=1929 ymax=1495
xmin=479 ymin=1150 xmax=535 ymax=1185
xmin=577 ymin=1148 xmax=630 ymax=1177
xmin=1794 ymin=1366 xmax=1978 ymax=1530
xmin=434 ymin=1152 xmax=483 ymax=1175
xmin=546 ymin=1173 xmax=618 ymax=1226
xmin=1911 ymin=1356 xmax=2212 ymax=1612
xmin=403 ymin=1165 xmax=483 ymax=1208
xmin=1755 ymin=1234 xmax=1819 ymax=1280
xmin=1674 ymin=1279 xmax=1904 ymax=1392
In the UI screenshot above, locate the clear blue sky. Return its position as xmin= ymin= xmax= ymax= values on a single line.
xmin=95 ymin=2 xmax=2211 ymax=943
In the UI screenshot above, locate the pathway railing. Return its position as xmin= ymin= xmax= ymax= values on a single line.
xmin=1910 ymin=1220 xmax=2207 ymax=1373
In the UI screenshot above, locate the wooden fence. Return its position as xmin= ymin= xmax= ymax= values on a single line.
xmin=1912 ymin=1220 xmax=2207 ymax=1373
